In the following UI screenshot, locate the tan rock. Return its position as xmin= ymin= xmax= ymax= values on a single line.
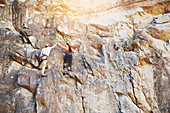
xmin=119 ymin=95 xmax=143 ymax=113
xmin=17 ymin=67 xmax=40 ymax=93
xmin=14 ymin=88 xmax=35 ymax=113
xmin=7 ymin=61 xmax=23 ymax=74
xmin=0 ymin=0 xmax=169 ymax=113
xmin=36 ymin=68 xmax=83 ymax=113
xmin=2 ymin=88 xmax=35 ymax=113
xmin=156 ymin=13 xmax=170 ymax=24
xmin=140 ymin=65 xmax=159 ymax=109
xmin=142 ymin=1 xmax=170 ymax=15
xmin=82 ymin=79 xmax=119 ymax=112
xmin=149 ymin=37 xmax=170 ymax=58
xmin=9 ymin=44 xmax=40 ymax=67
xmin=147 ymin=23 xmax=170 ymax=42
xmin=133 ymin=81 xmax=151 ymax=112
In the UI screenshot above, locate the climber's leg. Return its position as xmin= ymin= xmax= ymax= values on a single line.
xmin=39 ymin=61 xmax=43 ymax=69
xmin=68 ymin=55 xmax=72 ymax=71
xmin=39 ymin=55 xmax=47 ymax=70
xmin=63 ymin=54 xmax=67 ymax=70
xmin=41 ymin=60 xmax=47 ymax=76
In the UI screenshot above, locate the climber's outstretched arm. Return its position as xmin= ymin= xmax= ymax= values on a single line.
xmin=58 ymin=43 xmax=67 ymax=50
xmin=72 ymin=48 xmax=78 ymax=53
xmin=52 ymin=42 xmax=58 ymax=49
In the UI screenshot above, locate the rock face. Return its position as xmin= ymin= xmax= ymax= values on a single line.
xmin=0 ymin=0 xmax=169 ymax=113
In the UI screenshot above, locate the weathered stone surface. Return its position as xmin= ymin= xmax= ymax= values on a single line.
xmin=0 ymin=20 xmax=14 ymax=30
xmin=20 ymin=29 xmax=33 ymax=37
xmin=1 ymin=88 xmax=35 ymax=113
xmin=7 ymin=61 xmax=23 ymax=74
xmin=153 ymin=58 xmax=170 ymax=113
xmin=82 ymin=79 xmax=119 ymax=113
xmin=28 ymin=36 xmax=37 ymax=48
xmin=0 ymin=0 xmax=169 ymax=113
xmin=0 ymin=73 xmax=18 ymax=113
xmin=19 ymin=29 xmax=34 ymax=43
xmin=9 ymin=44 xmax=41 ymax=67
xmin=17 ymin=67 xmax=40 ymax=93
xmin=36 ymin=68 xmax=84 ymax=113
xmin=147 ymin=23 xmax=170 ymax=42
xmin=119 ymin=95 xmax=142 ymax=113
xmin=13 ymin=88 xmax=35 ymax=113
xmin=3 ymin=30 xmax=21 ymax=43
xmin=142 ymin=1 xmax=170 ymax=15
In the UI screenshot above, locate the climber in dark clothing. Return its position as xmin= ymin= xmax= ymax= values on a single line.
xmin=58 ymin=42 xmax=77 ymax=71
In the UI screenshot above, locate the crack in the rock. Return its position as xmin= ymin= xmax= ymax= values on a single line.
xmin=66 ymin=72 xmax=82 ymax=86
xmin=33 ymin=75 xmax=42 ymax=113
xmin=1 ymin=46 xmax=8 ymax=78
xmin=75 ymin=76 xmax=82 ymax=89
xmin=118 ymin=100 xmax=122 ymax=113
xmin=81 ymin=96 xmax=85 ymax=113
xmin=129 ymin=69 xmax=138 ymax=105
xmin=111 ymin=85 xmax=122 ymax=113
xmin=81 ymin=55 xmax=94 ymax=76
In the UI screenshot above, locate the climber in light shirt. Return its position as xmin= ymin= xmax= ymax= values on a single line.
xmin=39 ymin=43 xmax=57 ymax=77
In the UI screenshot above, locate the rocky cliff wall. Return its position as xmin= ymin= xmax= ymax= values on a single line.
xmin=0 ymin=0 xmax=169 ymax=113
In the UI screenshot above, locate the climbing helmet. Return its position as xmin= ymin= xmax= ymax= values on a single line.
xmin=45 ymin=43 xmax=49 ymax=47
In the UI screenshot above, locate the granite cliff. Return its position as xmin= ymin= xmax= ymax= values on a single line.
xmin=0 ymin=0 xmax=169 ymax=113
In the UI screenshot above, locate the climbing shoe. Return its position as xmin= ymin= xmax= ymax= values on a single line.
xmin=68 ymin=67 xmax=71 ymax=71
xmin=42 ymin=74 xmax=47 ymax=77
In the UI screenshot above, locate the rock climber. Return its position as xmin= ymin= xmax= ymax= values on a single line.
xmin=58 ymin=42 xmax=77 ymax=71
xmin=39 ymin=43 xmax=57 ymax=77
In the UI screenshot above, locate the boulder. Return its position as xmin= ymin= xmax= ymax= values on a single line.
xmin=124 ymin=51 xmax=140 ymax=66
xmin=7 ymin=61 xmax=23 ymax=74
xmin=0 ymin=28 xmax=7 ymax=39
xmin=9 ymin=44 xmax=41 ymax=67
xmin=17 ymin=67 xmax=40 ymax=93
xmin=9 ymin=46 xmax=27 ymax=64
xmin=13 ymin=88 xmax=35 ymax=113
xmin=28 ymin=36 xmax=37 ymax=48
xmin=0 ymin=88 xmax=35 ymax=113
xmin=19 ymin=29 xmax=34 ymax=43
xmin=119 ymin=95 xmax=142 ymax=113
